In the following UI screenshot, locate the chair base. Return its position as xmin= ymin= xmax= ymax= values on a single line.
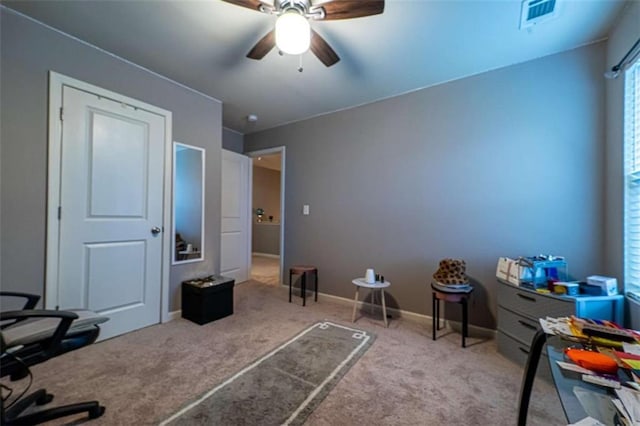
xmin=2 ymin=388 xmax=105 ymax=425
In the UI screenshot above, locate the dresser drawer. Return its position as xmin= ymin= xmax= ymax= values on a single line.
xmin=497 ymin=282 xmax=573 ymax=320
xmin=497 ymin=330 xmax=531 ymax=365
xmin=497 ymin=331 xmax=552 ymax=382
xmin=497 ymin=306 xmax=540 ymax=345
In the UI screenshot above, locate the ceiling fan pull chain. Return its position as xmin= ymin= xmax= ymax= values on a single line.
xmin=298 ymin=54 xmax=304 ymax=73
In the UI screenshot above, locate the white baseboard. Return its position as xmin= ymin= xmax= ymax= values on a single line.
xmin=284 ymin=284 xmax=495 ymax=339
xmin=168 ymin=310 xmax=182 ymax=321
xmin=252 ymin=252 xmax=280 ymax=259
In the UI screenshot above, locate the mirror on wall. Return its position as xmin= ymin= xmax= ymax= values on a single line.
xmin=172 ymin=142 xmax=205 ymax=264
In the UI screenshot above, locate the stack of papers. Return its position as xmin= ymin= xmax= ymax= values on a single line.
xmin=543 ymin=317 xmax=640 ymax=425
xmin=540 ymin=317 xmax=574 ymax=336
xmin=615 ymin=350 xmax=640 ymax=370
xmin=612 ymin=387 xmax=640 ymax=425
xmin=624 ymin=343 xmax=640 ymax=356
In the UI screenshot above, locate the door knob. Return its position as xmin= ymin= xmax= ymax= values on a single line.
xmin=151 ymin=227 xmax=162 ymax=235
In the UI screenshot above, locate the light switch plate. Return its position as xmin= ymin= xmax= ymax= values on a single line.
xmin=303 ymin=205 xmax=310 ymax=215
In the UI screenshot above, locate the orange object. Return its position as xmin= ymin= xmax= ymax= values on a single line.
xmin=565 ymin=348 xmax=618 ymax=374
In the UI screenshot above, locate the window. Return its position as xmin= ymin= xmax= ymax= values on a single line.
xmin=625 ymin=58 xmax=640 ymax=296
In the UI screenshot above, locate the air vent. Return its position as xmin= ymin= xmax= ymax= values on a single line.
xmin=520 ymin=0 xmax=557 ymax=29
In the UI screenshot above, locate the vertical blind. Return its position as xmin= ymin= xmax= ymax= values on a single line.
xmin=625 ymin=58 xmax=640 ymax=294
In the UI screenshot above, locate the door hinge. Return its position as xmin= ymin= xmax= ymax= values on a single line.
xmin=59 ymin=107 xmax=64 ymax=121
xmin=57 ymin=206 xmax=61 ymax=220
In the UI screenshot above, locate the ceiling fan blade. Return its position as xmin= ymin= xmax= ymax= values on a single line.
xmin=247 ymin=30 xmax=276 ymax=60
xmin=221 ymin=0 xmax=266 ymax=12
xmin=313 ymin=0 xmax=384 ymax=20
xmin=310 ymin=29 xmax=339 ymax=67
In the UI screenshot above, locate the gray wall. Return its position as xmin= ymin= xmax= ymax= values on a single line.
xmin=222 ymin=127 xmax=244 ymax=154
xmin=252 ymin=166 xmax=281 ymax=223
xmin=0 ymin=9 xmax=222 ymax=312
xmin=246 ymin=43 xmax=607 ymax=329
xmin=604 ymin=1 xmax=640 ymax=285
xmin=252 ymin=224 xmax=280 ymax=255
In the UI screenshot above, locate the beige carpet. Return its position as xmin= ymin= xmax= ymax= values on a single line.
xmin=251 ymin=254 xmax=280 ymax=286
xmin=161 ymin=322 xmax=375 ymax=426
xmin=8 ymin=280 xmax=564 ymax=425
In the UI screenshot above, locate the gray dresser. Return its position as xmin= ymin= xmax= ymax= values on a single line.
xmin=496 ymin=279 xmax=624 ymax=376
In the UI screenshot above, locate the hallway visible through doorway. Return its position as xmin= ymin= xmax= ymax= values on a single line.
xmin=248 ymin=148 xmax=284 ymax=287
xmin=251 ymin=254 xmax=279 ymax=286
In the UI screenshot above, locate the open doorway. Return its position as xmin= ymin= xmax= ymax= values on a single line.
xmin=246 ymin=147 xmax=285 ymax=286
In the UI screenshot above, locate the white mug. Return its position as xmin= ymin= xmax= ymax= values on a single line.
xmin=365 ymin=268 xmax=375 ymax=284
xmin=186 ymin=243 xmax=193 ymax=252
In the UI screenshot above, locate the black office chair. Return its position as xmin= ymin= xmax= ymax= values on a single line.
xmin=0 ymin=291 xmax=40 ymax=311
xmin=1 ymin=292 xmax=108 ymax=425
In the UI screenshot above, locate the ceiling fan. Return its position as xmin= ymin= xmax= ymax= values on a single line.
xmin=222 ymin=0 xmax=385 ymax=67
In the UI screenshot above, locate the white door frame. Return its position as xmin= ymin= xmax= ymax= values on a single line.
xmin=46 ymin=71 xmax=173 ymax=323
xmin=245 ymin=146 xmax=286 ymax=284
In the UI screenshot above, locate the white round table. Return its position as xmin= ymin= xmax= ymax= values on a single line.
xmin=351 ymin=278 xmax=391 ymax=327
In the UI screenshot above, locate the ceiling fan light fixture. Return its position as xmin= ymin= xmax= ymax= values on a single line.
xmin=275 ymin=11 xmax=310 ymax=55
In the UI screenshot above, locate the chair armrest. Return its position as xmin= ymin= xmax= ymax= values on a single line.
xmin=0 ymin=310 xmax=78 ymax=322
xmin=1 ymin=310 xmax=78 ymax=358
xmin=0 ymin=291 xmax=40 ymax=309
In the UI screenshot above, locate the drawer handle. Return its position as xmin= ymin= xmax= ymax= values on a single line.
xmin=518 ymin=320 xmax=537 ymax=330
xmin=517 ymin=293 xmax=536 ymax=302
xmin=518 ymin=347 xmax=530 ymax=355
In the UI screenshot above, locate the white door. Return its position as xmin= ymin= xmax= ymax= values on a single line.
xmin=221 ymin=150 xmax=250 ymax=283
xmin=58 ymin=86 xmax=165 ymax=340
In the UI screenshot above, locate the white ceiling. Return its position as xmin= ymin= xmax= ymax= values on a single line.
xmin=3 ymin=0 xmax=629 ymax=134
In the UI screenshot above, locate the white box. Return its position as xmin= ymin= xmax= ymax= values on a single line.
xmin=496 ymin=257 xmax=512 ymax=282
xmin=586 ymin=275 xmax=618 ymax=296
xmin=496 ymin=257 xmax=522 ymax=285
xmin=496 ymin=257 xmax=546 ymax=286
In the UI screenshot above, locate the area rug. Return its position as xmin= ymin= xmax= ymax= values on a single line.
xmin=159 ymin=321 xmax=375 ymax=426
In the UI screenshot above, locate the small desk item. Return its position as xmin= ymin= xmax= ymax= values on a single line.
xmin=431 ymin=282 xmax=474 ymax=348
xmin=351 ymin=278 xmax=390 ymax=327
xmin=289 ymin=265 xmax=318 ymax=307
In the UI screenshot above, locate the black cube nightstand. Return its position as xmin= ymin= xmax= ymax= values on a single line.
xmin=181 ymin=275 xmax=235 ymax=325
